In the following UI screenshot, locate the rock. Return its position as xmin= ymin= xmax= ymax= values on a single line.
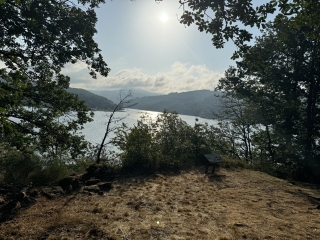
xmin=41 ymin=190 xmax=55 ymax=200
xmin=51 ymin=186 xmax=65 ymax=195
xmin=82 ymin=191 xmax=94 ymax=196
xmin=28 ymin=189 xmax=40 ymax=198
xmin=41 ymin=186 xmax=64 ymax=199
xmin=58 ymin=176 xmax=82 ymax=192
xmin=18 ymin=190 xmax=27 ymax=201
xmin=82 ymin=164 xmax=114 ymax=181
xmin=83 ymin=185 xmax=101 ymax=193
xmin=0 ymin=184 xmax=40 ymax=222
xmin=98 ymin=182 xmax=113 ymax=192
xmin=0 ymin=200 xmax=20 ymax=214
xmin=21 ymin=196 xmax=36 ymax=207
xmin=86 ymin=179 xmax=101 ymax=186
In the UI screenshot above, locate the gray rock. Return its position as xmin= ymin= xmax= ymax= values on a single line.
xmin=83 ymin=185 xmax=101 ymax=193
xmin=97 ymin=182 xmax=113 ymax=191
xmin=85 ymin=179 xmax=101 ymax=186
xmin=58 ymin=176 xmax=82 ymax=192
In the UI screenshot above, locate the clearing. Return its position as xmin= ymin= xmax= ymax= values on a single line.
xmin=0 ymin=167 xmax=320 ymax=239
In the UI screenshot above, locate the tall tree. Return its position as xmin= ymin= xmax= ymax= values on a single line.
xmin=217 ymin=17 xmax=320 ymax=180
xmin=0 ymin=0 xmax=110 ymax=156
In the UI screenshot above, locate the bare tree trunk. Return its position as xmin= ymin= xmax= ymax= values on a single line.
xmin=96 ymin=91 xmax=134 ymax=164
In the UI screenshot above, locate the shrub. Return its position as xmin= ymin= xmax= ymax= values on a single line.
xmin=113 ymin=120 xmax=156 ymax=174
xmin=113 ymin=110 xmax=225 ymax=174
xmin=0 ymin=146 xmax=43 ymax=185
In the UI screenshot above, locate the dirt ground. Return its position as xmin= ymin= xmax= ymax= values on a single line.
xmin=0 ymin=167 xmax=320 ymax=240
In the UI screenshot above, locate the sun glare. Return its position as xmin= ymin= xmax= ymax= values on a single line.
xmin=160 ymin=12 xmax=169 ymax=23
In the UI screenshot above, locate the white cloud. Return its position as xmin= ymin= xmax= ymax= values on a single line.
xmin=63 ymin=62 xmax=224 ymax=94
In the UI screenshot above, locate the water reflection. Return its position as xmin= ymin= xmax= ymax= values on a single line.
xmin=81 ymin=109 xmax=218 ymax=145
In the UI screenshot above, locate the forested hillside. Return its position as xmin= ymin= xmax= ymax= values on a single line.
xmin=130 ymin=90 xmax=223 ymax=119
xmin=67 ymin=88 xmax=116 ymax=111
xmin=91 ymin=89 xmax=157 ymax=103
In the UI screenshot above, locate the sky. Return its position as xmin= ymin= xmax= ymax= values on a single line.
xmin=63 ymin=1 xmax=248 ymax=94
xmin=65 ymin=0 xmax=239 ymax=94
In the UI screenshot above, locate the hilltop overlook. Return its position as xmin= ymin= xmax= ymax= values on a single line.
xmin=1 ymin=166 xmax=319 ymax=239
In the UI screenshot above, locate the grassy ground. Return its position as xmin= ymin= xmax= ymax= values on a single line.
xmin=0 ymin=167 xmax=320 ymax=239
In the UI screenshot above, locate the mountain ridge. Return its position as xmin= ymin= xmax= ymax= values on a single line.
xmin=90 ymin=89 xmax=158 ymax=103
xmin=67 ymin=88 xmax=117 ymax=110
xmin=71 ymin=87 xmax=223 ymax=118
xmin=130 ymin=90 xmax=223 ymax=119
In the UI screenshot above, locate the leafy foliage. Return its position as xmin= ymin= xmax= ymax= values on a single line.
xmin=0 ymin=0 xmax=109 ymax=158
xmin=176 ymin=0 xmax=320 ymax=59
xmin=112 ymin=110 xmax=223 ymax=174
xmin=216 ymin=17 xmax=320 ymax=182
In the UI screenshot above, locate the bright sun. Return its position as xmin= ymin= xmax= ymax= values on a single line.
xmin=160 ymin=12 xmax=169 ymax=23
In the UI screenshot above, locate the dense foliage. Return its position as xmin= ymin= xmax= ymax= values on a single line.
xmin=0 ymin=0 xmax=109 ymax=183
xmin=111 ymin=111 xmax=218 ymax=173
xmin=215 ymin=17 xmax=320 ymax=182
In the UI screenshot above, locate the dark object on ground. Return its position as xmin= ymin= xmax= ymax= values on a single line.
xmin=82 ymin=164 xmax=115 ymax=181
xmin=0 ymin=164 xmax=115 ymax=223
xmin=0 ymin=184 xmax=36 ymax=222
xmin=206 ymin=163 xmax=220 ymax=174
xmin=58 ymin=176 xmax=81 ymax=193
xmin=204 ymin=154 xmax=223 ymax=174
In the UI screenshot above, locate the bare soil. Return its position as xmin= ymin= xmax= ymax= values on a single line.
xmin=0 ymin=167 xmax=320 ymax=239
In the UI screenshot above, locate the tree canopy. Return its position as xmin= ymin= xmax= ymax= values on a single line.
xmin=176 ymin=0 xmax=320 ymax=58
xmin=215 ymin=13 xmax=320 ymax=181
xmin=0 ymin=0 xmax=109 ymax=156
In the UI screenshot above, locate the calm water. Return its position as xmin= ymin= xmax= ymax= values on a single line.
xmin=80 ymin=109 xmax=219 ymax=145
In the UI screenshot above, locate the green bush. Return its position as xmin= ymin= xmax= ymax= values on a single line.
xmin=0 ymin=144 xmax=75 ymax=186
xmin=0 ymin=146 xmax=42 ymax=184
xmin=113 ymin=120 xmax=156 ymax=174
xmin=222 ymin=156 xmax=248 ymax=169
xmin=112 ymin=110 xmax=224 ymax=174
xmin=30 ymin=161 xmax=70 ymax=186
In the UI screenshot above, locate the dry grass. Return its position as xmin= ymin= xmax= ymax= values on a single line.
xmin=0 ymin=167 xmax=320 ymax=239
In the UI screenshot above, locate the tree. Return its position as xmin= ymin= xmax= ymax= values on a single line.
xmin=113 ymin=117 xmax=156 ymax=173
xmin=0 ymin=0 xmax=110 ymax=157
xmin=173 ymin=0 xmax=320 ymax=58
xmin=216 ymin=17 xmax=320 ymax=181
xmin=215 ymin=95 xmax=257 ymax=163
xmin=96 ymin=91 xmax=135 ymax=164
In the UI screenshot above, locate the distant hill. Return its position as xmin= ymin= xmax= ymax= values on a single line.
xmin=67 ymin=88 xmax=117 ymax=110
xmin=130 ymin=90 xmax=223 ymax=119
xmin=91 ymin=89 xmax=158 ymax=103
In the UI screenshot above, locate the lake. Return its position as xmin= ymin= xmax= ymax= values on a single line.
xmin=80 ymin=108 xmax=219 ymax=146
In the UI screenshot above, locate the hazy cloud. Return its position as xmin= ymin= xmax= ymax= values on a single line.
xmin=64 ymin=61 xmax=224 ymax=94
